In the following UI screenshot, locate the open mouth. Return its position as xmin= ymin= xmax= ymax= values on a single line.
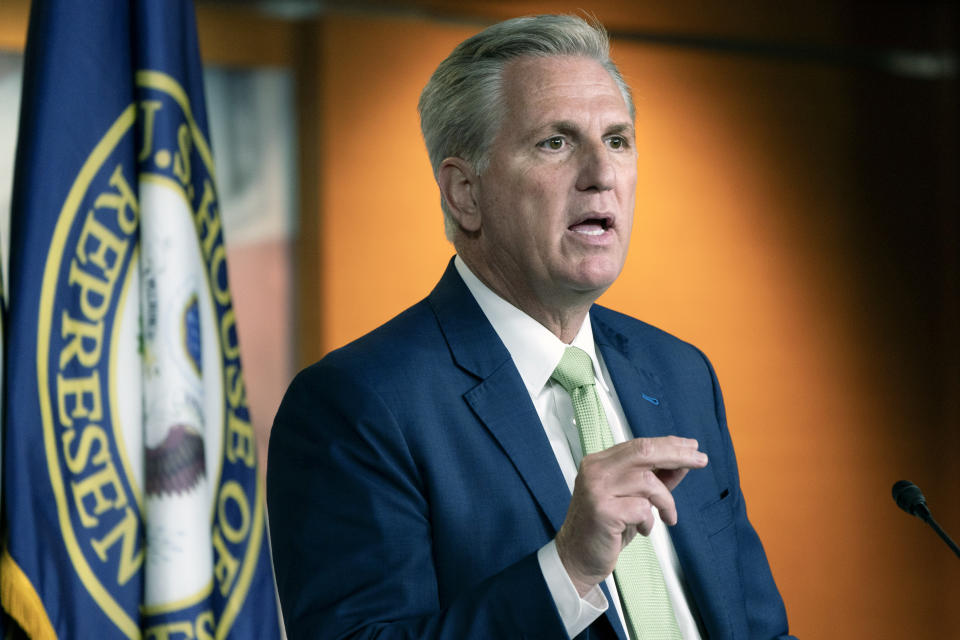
xmin=569 ymin=216 xmax=612 ymax=236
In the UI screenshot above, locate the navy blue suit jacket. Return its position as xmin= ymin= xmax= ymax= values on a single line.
xmin=267 ymin=260 xmax=794 ymax=639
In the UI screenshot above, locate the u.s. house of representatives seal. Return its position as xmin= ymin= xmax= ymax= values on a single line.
xmin=37 ymin=71 xmax=265 ymax=640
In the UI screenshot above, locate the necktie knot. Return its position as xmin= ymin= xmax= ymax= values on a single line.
xmin=551 ymin=346 xmax=596 ymax=394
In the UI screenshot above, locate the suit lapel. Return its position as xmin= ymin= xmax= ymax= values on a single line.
xmin=428 ymin=260 xmax=572 ymax=534
xmin=462 ymin=367 xmax=572 ymax=533
xmin=592 ymin=311 xmax=727 ymax=638
xmin=593 ymin=341 xmax=674 ymax=441
xmin=595 ymin=582 xmax=629 ymax=640
xmin=591 ymin=317 xmax=677 ymax=639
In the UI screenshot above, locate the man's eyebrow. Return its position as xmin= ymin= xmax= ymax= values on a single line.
xmin=529 ymin=120 xmax=635 ymax=138
xmin=531 ymin=120 xmax=581 ymax=137
xmin=605 ymin=122 xmax=635 ymax=136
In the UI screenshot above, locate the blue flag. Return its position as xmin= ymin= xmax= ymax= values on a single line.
xmin=1 ymin=1 xmax=281 ymax=637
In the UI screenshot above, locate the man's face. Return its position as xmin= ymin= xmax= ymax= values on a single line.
xmin=471 ymin=55 xmax=637 ymax=316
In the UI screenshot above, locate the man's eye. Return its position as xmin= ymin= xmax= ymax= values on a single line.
xmin=541 ymin=136 xmax=565 ymax=150
xmin=607 ymin=136 xmax=625 ymax=149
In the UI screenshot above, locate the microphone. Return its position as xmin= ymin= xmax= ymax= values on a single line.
xmin=892 ymin=480 xmax=960 ymax=560
xmin=892 ymin=480 xmax=932 ymax=519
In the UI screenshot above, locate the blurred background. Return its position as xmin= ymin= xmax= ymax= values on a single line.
xmin=1 ymin=0 xmax=957 ymax=637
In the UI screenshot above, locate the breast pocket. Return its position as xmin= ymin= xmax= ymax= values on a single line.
xmin=699 ymin=488 xmax=734 ymax=538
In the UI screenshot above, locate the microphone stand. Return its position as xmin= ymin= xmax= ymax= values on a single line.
xmin=894 ymin=481 xmax=960 ymax=561
xmin=915 ymin=507 xmax=960 ymax=560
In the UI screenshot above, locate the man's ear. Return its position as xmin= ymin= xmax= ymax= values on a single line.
xmin=437 ymin=157 xmax=481 ymax=233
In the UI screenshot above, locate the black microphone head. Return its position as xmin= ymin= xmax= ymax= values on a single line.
xmin=892 ymin=480 xmax=928 ymax=518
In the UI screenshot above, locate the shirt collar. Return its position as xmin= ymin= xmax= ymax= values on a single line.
xmin=454 ymin=255 xmax=609 ymax=397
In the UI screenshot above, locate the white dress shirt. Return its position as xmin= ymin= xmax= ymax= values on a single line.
xmin=454 ymin=256 xmax=703 ymax=639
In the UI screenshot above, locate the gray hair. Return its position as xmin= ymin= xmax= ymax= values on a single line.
xmin=417 ymin=14 xmax=635 ymax=241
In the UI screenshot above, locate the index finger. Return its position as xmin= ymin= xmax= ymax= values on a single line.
xmin=605 ymin=436 xmax=709 ymax=471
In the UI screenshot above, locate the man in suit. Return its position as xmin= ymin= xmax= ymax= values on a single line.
xmin=267 ymin=14 xmax=795 ymax=640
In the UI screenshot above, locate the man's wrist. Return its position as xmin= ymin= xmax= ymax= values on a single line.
xmin=554 ymin=528 xmax=606 ymax=597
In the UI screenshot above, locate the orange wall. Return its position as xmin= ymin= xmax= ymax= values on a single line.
xmin=301 ymin=12 xmax=959 ymax=639
xmin=301 ymin=16 xmax=477 ymax=355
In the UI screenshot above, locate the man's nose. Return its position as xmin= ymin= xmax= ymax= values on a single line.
xmin=575 ymin=142 xmax=616 ymax=192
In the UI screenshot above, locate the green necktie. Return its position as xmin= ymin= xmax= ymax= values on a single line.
xmin=552 ymin=346 xmax=682 ymax=640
